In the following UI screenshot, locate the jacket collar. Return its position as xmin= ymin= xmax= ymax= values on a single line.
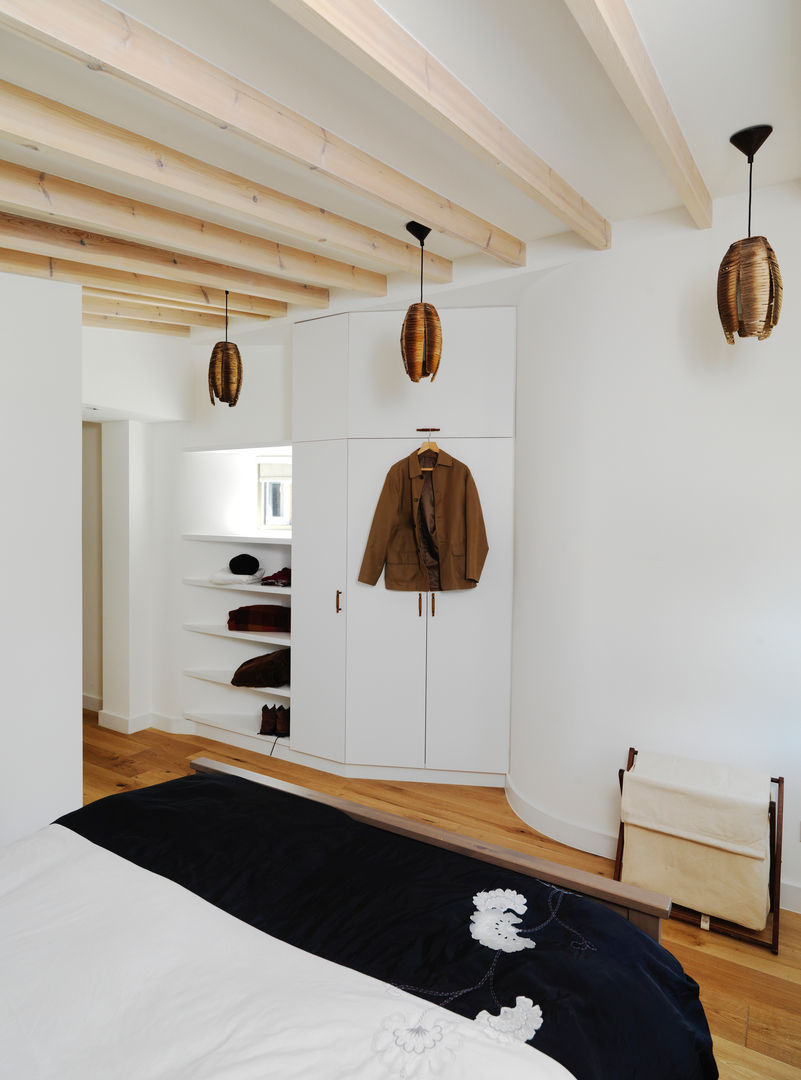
xmin=407 ymin=448 xmax=453 ymax=477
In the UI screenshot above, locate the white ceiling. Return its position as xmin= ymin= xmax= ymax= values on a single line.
xmin=1 ymin=0 xmax=799 ymax=309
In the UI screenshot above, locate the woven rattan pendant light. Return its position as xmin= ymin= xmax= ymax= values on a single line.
xmin=717 ymin=125 xmax=782 ymax=344
xmin=208 ymin=290 xmax=243 ymax=406
xmin=401 ymin=221 xmax=442 ymax=383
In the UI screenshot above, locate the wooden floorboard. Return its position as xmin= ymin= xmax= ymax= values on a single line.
xmin=82 ymin=712 xmax=800 ymax=1079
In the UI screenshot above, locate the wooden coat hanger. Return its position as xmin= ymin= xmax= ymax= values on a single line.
xmin=417 ymin=428 xmax=440 ymax=470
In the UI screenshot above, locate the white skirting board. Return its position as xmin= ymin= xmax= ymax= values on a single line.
xmin=505 ymin=776 xmax=619 ymax=860
xmin=148 ymin=714 xmax=506 ymax=787
xmin=782 ymin=881 xmax=801 ymax=914
xmin=99 ymin=711 xmax=193 ymax=736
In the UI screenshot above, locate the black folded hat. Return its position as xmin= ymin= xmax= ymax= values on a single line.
xmin=229 ymin=553 xmax=260 ymax=575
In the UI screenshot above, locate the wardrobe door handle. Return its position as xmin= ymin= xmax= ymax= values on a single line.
xmin=418 ymin=592 xmax=423 ymax=616
xmin=335 ymin=589 xmax=342 ymax=613
xmin=431 ymin=592 xmax=436 ymax=617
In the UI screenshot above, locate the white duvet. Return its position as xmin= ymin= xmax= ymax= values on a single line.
xmin=0 ymin=825 xmax=575 ymax=1079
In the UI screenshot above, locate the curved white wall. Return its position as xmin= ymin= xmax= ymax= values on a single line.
xmin=508 ymin=183 xmax=801 ymax=909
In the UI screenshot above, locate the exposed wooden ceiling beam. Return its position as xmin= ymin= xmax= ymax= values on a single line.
xmin=0 ymin=248 xmax=285 ymax=316
xmin=0 ymin=80 xmax=452 ymax=284
xmin=272 ymin=0 xmax=611 ymax=250
xmin=82 ymin=294 xmax=234 ymax=329
xmin=0 ymin=0 xmax=526 ymax=264
xmin=0 ymin=211 xmax=329 ymax=307
xmin=562 ymin=0 xmax=712 ymax=228
xmin=82 ymin=287 xmax=268 ymax=320
xmin=83 ymin=311 xmax=190 ymax=335
xmin=0 ymin=159 xmax=385 ymax=295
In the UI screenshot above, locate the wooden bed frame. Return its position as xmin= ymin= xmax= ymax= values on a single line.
xmin=190 ymin=756 xmax=672 ymax=943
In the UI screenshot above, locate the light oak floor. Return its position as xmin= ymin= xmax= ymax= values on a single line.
xmin=83 ymin=713 xmax=800 ymax=1079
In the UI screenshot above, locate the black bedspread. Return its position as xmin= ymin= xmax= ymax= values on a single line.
xmin=58 ymin=773 xmax=717 ymax=1080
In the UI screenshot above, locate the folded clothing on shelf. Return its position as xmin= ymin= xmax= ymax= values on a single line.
xmin=210 ymin=567 xmax=265 ymax=585
xmin=231 ymin=647 xmax=290 ymax=688
xmin=227 ymin=605 xmax=291 ymax=632
xmin=261 ymin=566 xmax=291 ymax=587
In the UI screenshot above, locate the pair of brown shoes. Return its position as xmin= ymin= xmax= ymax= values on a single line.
xmin=260 ymin=704 xmax=290 ymax=737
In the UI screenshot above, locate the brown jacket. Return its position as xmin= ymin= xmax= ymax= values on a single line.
xmin=358 ymin=449 xmax=488 ymax=590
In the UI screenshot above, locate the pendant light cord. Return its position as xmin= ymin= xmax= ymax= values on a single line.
xmin=747 ymin=159 xmax=753 ymax=238
xmin=419 ymin=240 xmax=424 ymax=304
xmin=225 ymin=289 xmax=229 ymax=342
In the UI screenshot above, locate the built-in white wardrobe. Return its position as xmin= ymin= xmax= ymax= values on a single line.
xmin=291 ymin=308 xmax=515 ymax=783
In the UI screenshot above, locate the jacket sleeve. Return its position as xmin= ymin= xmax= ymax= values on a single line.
xmin=465 ymin=468 xmax=489 ymax=583
xmin=358 ymin=466 xmax=401 ymax=586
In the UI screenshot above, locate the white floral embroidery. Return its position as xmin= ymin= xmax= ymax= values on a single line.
xmin=470 ymin=890 xmax=535 ymax=953
xmin=475 ymin=996 xmax=543 ymax=1043
xmin=373 ymin=1010 xmax=462 ymax=1077
xmin=472 ymin=889 xmax=528 ymax=915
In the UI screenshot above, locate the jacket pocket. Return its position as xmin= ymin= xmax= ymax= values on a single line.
xmin=386 ymin=561 xmax=424 ymax=588
xmin=387 ymin=546 xmax=420 ymax=564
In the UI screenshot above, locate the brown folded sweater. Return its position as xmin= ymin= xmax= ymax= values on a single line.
xmin=227 ymin=604 xmax=291 ymax=632
xmin=231 ymin=647 xmax=290 ymax=688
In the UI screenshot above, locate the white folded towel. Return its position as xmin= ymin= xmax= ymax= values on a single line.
xmin=209 ymin=568 xmax=265 ymax=585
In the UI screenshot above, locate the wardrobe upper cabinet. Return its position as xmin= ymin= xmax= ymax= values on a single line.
xmin=292 ymin=309 xmax=515 ymax=443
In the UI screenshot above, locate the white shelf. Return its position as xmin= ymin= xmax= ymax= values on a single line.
xmin=184 ymin=623 xmax=290 ymax=646
xmin=185 ymin=669 xmax=291 ymax=699
xmin=184 ymin=711 xmax=290 ymax=747
xmin=183 ymin=578 xmax=291 ymax=597
xmin=183 ymin=533 xmax=292 ymax=545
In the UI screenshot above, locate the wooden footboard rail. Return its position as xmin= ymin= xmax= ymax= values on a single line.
xmin=190 ymin=757 xmax=671 ymax=942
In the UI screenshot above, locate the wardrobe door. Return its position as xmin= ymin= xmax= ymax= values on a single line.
xmin=424 ymin=438 xmax=514 ymax=774
xmin=346 ymin=439 xmax=428 ymax=768
xmin=290 ymin=439 xmax=348 ymax=762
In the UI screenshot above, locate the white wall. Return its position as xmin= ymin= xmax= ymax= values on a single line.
xmin=83 ymin=326 xmax=193 ymax=421
xmin=100 ymin=420 xmax=157 ymax=733
xmin=508 ymin=181 xmax=801 ymax=909
xmin=82 ymin=422 xmax=103 ymax=710
xmin=0 ymin=272 xmax=83 ymax=843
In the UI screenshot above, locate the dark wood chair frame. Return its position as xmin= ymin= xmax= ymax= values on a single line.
xmin=613 ymin=747 xmax=784 ymax=954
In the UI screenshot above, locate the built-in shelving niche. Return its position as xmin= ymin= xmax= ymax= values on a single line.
xmin=181 ymin=445 xmax=292 ymax=752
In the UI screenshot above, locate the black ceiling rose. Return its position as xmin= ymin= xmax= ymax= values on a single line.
xmin=729 ymin=124 xmax=773 ymax=163
xmin=405 ymin=220 xmax=432 ymax=246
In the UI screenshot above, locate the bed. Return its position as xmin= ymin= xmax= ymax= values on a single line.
xmin=0 ymin=757 xmax=718 ymax=1079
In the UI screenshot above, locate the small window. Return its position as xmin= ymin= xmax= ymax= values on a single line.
xmin=257 ymin=460 xmax=292 ymax=530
